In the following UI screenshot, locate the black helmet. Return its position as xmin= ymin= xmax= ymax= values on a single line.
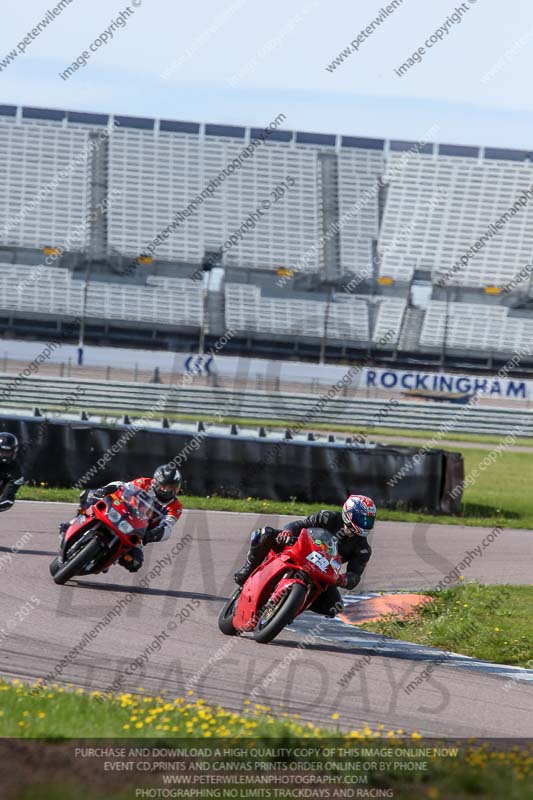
xmin=152 ymin=464 xmax=182 ymax=502
xmin=0 ymin=432 xmax=18 ymax=464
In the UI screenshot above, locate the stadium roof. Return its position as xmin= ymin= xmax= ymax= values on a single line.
xmin=1 ymin=103 xmax=532 ymax=161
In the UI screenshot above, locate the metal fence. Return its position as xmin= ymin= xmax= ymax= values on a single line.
xmin=1 ymin=374 xmax=533 ymax=436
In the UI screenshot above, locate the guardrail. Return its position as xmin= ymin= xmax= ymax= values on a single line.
xmin=0 ymin=413 xmax=463 ymax=512
xmin=1 ymin=374 xmax=532 ymax=436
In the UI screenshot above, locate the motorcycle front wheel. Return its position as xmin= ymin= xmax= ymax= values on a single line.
xmin=252 ymin=581 xmax=307 ymax=644
xmin=218 ymin=589 xmax=241 ymax=636
xmin=52 ymin=537 xmax=103 ymax=585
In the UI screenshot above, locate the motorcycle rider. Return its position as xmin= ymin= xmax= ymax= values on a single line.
xmin=234 ymin=494 xmax=376 ymax=617
xmin=0 ymin=433 xmax=24 ymax=513
xmin=58 ymin=464 xmax=183 ymax=572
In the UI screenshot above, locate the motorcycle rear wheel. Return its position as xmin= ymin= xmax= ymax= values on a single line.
xmin=253 ymin=582 xmax=307 ymax=644
xmin=52 ymin=538 xmax=103 ymax=585
xmin=218 ymin=589 xmax=241 ymax=636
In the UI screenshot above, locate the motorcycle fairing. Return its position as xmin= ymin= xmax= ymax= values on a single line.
xmin=61 ymin=494 xmax=144 ymax=574
xmin=232 ymin=528 xmax=339 ymax=633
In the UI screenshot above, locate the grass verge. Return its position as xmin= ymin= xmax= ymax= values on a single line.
xmin=359 ymin=582 xmax=533 ymax=667
xmin=1 ymin=678 xmax=532 ymax=799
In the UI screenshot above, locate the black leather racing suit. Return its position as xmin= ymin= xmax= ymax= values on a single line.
xmin=0 ymin=460 xmax=24 ymax=511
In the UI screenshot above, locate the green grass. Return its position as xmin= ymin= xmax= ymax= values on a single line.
xmin=459 ymin=449 xmax=533 ymax=526
xmin=19 ymin=446 xmax=533 ymax=529
xmin=0 ymin=678 xmax=320 ymax=738
xmin=1 ymin=678 xmax=532 ymax=799
xmin=360 ymin=583 xmax=533 ymax=667
xmin=17 ymin=485 xmax=507 ymax=527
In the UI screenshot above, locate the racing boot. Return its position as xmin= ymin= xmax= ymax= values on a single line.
xmin=233 ymin=556 xmax=260 ymax=587
xmin=58 ymin=521 xmax=69 ymax=550
xmin=233 ymin=528 xmax=273 ymax=586
xmin=119 ymin=546 xmax=144 ymax=573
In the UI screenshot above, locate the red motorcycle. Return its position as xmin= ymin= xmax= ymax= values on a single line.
xmin=49 ymin=484 xmax=160 ymax=585
xmin=218 ymin=527 xmax=342 ymax=644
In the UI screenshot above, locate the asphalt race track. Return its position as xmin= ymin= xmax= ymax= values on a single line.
xmin=1 ymin=501 xmax=532 ymax=738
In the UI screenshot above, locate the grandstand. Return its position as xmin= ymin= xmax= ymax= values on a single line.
xmin=0 ymin=264 xmax=203 ymax=329
xmin=420 ymin=301 xmax=533 ymax=354
xmin=1 ymin=103 xmax=533 ymax=370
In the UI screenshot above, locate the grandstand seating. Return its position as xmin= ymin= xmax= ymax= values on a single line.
xmin=3 ymin=105 xmax=533 ymax=361
xmin=109 ymin=128 xmax=385 ymax=276
xmin=380 ymin=151 xmax=533 ymax=288
xmin=0 ymin=119 xmax=90 ymax=249
xmin=0 ymin=107 xmax=384 ymax=278
xmin=0 ymin=264 xmax=203 ymax=327
xmin=372 ymin=297 xmax=406 ymax=345
xmin=337 ymin=147 xmax=383 ymax=272
xmin=419 ymin=301 xmax=533 ymax=353
xmin=223 ymin=283 xmax=407 ymax=344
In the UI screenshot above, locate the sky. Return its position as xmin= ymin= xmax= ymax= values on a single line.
xmin=0 ymin=0 xmax=532 ymax=148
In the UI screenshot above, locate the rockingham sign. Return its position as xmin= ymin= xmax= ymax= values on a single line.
xmin=364 ymin=367 xmax=527 ymax=399
xmin=207 ymin=358 xmax=529 ymax=400
xmin=196 ymin=356 xmax=530 ymax=400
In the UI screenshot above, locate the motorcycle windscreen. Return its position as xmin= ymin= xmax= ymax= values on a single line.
xmin=120 ymin=484 xmax=158 ymax=522
xmin=305 ymin=528 xmax=338 ymax=557
xmin=300 ymin=527 xmax=341 ymax=576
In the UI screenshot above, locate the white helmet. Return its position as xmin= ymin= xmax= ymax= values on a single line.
xmin=342 ymin=495 xmax=376 ymax=537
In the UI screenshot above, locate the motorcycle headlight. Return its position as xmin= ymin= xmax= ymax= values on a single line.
xmin=118 ymin=520 xmax=134 ymax=534
xmin=107 ymin=508 xmax=121 ymax=524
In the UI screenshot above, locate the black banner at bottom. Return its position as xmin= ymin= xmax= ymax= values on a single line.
xmin=0 ymin=738 xmax=531 ymax=799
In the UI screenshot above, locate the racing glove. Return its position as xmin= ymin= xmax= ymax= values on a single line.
xmin=337 ymin=572 xmax=360 ymax=591
xmin=276 ymin=530 xmax=298 ymax=547
xmin=143 ymin=524 xmax=166 ymax=544
xmin=0 ymin=499 xmax=13 ymax=512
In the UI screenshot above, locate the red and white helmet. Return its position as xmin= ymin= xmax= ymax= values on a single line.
xmin=342 ymin=495 xmax=376 ymax=537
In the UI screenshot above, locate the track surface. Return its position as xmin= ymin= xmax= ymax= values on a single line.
xmin=1 ymin=502 xmax=532 ymax=738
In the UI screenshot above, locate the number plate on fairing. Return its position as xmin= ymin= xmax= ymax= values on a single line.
xmin=306 ymin=551 xmax=330 ymax=572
